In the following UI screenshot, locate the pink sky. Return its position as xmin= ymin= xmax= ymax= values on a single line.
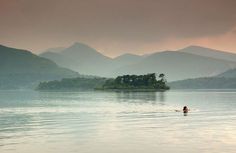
xmin=0 ymin=0 xmax=236 ymax=57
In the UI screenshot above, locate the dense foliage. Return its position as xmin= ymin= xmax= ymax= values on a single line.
xmin=37 ymin=77 xmax=107 ymax=90
xmin=101 ymin=73 xmax=169 ymax=90
xmin=36 ymin=73 xmax=170 ymax=91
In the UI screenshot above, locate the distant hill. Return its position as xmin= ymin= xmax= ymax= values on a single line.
xmin=168 ymin=68 xmax=236 ymax=89
xmin=42 ymin=47 xmax=65 ymax=53
xmin=40 ymin=43 xmax=236 ymax=81
xmin=40 ymin=42 xmax=114 ymax=76
xmin=179 ymin=46 xmax=236 ymax=62
xmin=112 ymin=53 xmax=144 ymax=67
xmin=40 ymin=43 xmax=147 ymax=77
xmin=168 ymin=77 xmax=236 ymax=89
xmin=40 ymin=51 xmax=69 ymax=68
xmin=217 ymin=68 xmax=236 ymax=78
xmin=0 ymin=45 xmax=79 ymax=89
xmin=112 ymin=51 xmax=236 ymax=81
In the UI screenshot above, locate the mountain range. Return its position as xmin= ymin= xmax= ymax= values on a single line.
xmin=168 ymin=68 xmax=236 ymax=89
xmin=40 ymin=42 xmax=113 ymax=76
xmin=217 ymin=68 xmax=236 ymax=78
xmin=179 ymin=46 xmax=236 ymax=62
xmin=0 ymin=45 xmax=79 ymax=89
xmin=40 ymin=43 xmax=236 ymax=81
xmin=1 ymin=42 xmax=236 ymax=89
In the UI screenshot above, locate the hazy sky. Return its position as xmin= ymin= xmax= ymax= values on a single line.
xmin=1 ymin=0 xmax=236 ymax=57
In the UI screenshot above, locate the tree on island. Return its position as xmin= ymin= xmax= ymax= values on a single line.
xmin=159 ymin=73 xmax=165 ymax=82
xmin=36 ymin=73 xmax=170 ymax=91
xmin=102 ymin=73 xmax=170 ymax=90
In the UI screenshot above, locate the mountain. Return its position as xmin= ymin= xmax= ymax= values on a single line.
xmin=42 ymin=47 xmax=65 ymax=53
xmin=179 ymin=46 xmax=236 ymax=62
xmin=217 ymin=68 xmax=236 ymax=78
xmin=168 ymin=68 xmax=236 ymax=89
xmin=168 ymin=77 xmax=236 ymax=89
xmin=40 ymin=43 xmax=147 ymax=76
xmin=112 ymin=53 xmax=144 ymax=67
xmin=40 ymin=43 xmax=236 ymax=81
xmin=111 ymin=51 xmax=236 ymax=81
xmin=40 ymin=51 xmax=68 ymax=68
xmin=40 ymin=42 xmax=113 ymax=76
xmin=0 ymin=44 xmax=79 ymax=89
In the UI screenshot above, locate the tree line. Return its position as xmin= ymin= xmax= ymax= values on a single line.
xmin=36 ymin=73 xmax=170 ymax=91
xmin=102 ymin=73 xmax=169 ymax=90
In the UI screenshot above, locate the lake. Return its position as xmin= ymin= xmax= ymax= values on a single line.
xmin=0 ymin=90 xmax=236 ymax=153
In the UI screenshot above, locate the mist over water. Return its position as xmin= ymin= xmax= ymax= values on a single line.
xmin=0 ymin=90 xmax=236 ymax=153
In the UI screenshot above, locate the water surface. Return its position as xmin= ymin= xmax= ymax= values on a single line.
xmin=0 ymin=90 xmax=236 ymax=153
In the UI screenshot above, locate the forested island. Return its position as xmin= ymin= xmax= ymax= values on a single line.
xmin=36 ymin=73 xmax=170 ymax=91
xmin=37 ymin=77 xmax=106 ymax=90
xmin=99 ymin=73 xmax=169 ymax=91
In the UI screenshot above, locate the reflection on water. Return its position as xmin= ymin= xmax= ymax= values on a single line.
xmin=115 ymin=91 xmax=166 ymax=106
xmin=158 ymin=91 xmax=166 ymax=104
xmin=0 ymin=90 xmax=236 ymax=153
xmin=116 ymin=91 xmax=157 ymax=103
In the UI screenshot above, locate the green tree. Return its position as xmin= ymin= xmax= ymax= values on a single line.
xmin=159 ymin=73 xmax=166 ymax=83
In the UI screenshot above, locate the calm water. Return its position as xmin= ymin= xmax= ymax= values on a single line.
xmin=0 ymin=90 xmax=236 ymax=153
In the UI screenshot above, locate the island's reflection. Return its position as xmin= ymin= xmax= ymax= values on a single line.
xmin=115 ymin=91 xmax=166 ymax=105
xmin=158 ymin=91 xmax=166 ymax=104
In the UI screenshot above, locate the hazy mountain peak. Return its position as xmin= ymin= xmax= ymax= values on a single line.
xmin=69 ymin=42 xmax=94 ymax=50
xmin=39 ymin=43 xmax=236 ymax=79
xmin=179 ymin=45 xmax=236 ymax=62
xmin=40 ymin=42 xmax=112 ymax=76
xmin=71 ymin=42 xmax=88 ymax=47
xmin=179 ymin=45 xmax=229 ymax=54
xmin=112 ymin=53 xmax=144 ymax=67
xmin=179 ymin=45 xmax=233 ymax=54
xmin=115 ymin=53 xmax=140 ymax=59
xmin=44 ymin=47 xmax=65 ymax=53
xmin=40 ymin=51 xmax=60 ymax=57
xmin=61 ymin=42 xmax=102 ymax=56
xmin=181 ymin=45 xmax=211 ymax=50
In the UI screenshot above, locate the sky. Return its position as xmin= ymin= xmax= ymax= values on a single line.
xmin=0 ymin=0 xmax=236 ymax=57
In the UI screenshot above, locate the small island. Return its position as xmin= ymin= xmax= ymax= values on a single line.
xmin=98 ymin=73 xmax=169 ymax=91
xmin=36 ymin=73 xmax=170 ymax=91
xmin=36 ymin=77 xmax=107 ymax=90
